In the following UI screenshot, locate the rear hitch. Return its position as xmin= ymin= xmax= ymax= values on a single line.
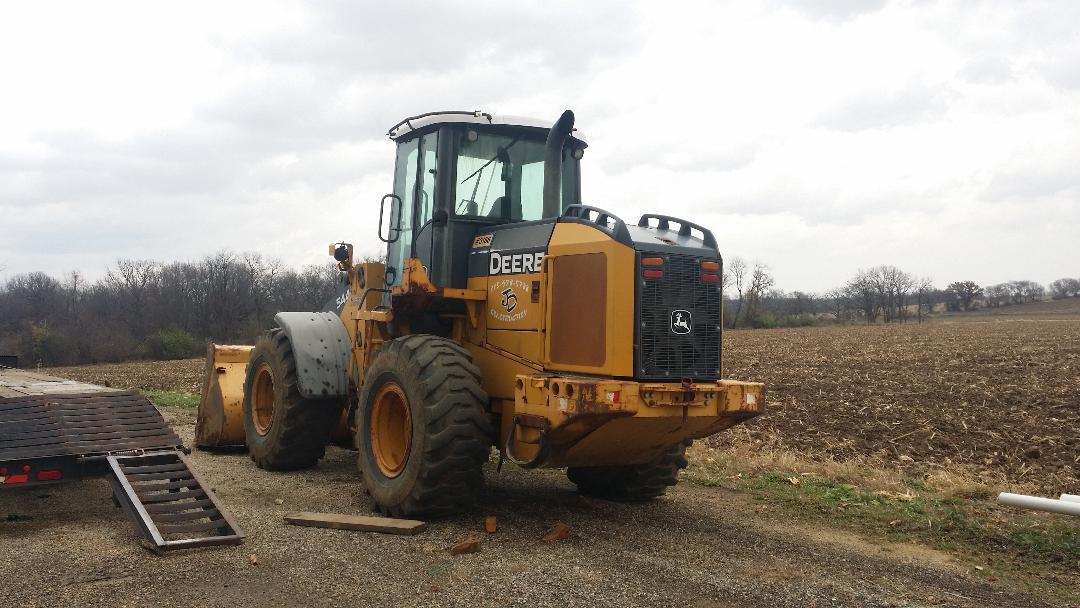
xmin=504 ymin=415 xmax=551 ymax=469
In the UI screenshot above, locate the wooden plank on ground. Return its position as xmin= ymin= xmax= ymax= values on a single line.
xmin=283 ymin=512 xmax=427 ymax=536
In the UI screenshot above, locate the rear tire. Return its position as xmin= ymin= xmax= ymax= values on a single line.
xmin=567 ymin=441 xmax=691 ymax=501
xmin=242 ymin=329 xmax=342 ymax=470
xmin=355 ymin=335 xmax=493 ymax=518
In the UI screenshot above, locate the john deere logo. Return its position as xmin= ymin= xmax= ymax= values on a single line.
xmin=670 ymin=310 xmax=692 ymax=335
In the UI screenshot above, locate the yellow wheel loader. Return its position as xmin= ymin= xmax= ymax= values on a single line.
xmin=196 ymin=110 xmax=764 ymax=517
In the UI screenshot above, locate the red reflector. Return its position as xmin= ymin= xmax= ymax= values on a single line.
xmin=701 ymin=260 xmax=720 ymax=271
xmin=642 ymin=269 xmax=664 ymax=279
xmin=702 ymin=273 xmax=720 ymax=283
xmin=5 ymin=474 xmax=28 ymax=484
xmin=36 ymin=470 xmax=62 ymax=481
xmin=641 ymin=257 xmax=664 ymax=267
xmin=611 ymin=391 xmax=620 ymax=403
xmin=22 ymin=464 xmax=31 ymax=472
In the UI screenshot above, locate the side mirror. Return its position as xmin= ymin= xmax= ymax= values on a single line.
xmin=378 ymin=194 xmax=403 ymax=243
xmin=330 ymin=242 xmax=353 ymax=267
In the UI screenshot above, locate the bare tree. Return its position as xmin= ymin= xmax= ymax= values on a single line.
xmin=1050 ymin=278 xmax=1080 ymax=299
xmin=742 ymin=262 xmax=774 ymax=324
xmin=984 ymin=283 xmax=1010 ymax=307
xmin=915 ymin=277 xmax=935 ymax=323
xmin=824 ymin=287 xmax=848 ymax=321
xmin=845 ymin=270 xmax=878 ymax=324
xmin=727 ymin=257 xmax=747 ymax=329
xmin=946 ymin=281 xmax=982 ymax=311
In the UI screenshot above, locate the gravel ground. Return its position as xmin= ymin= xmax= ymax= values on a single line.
xmin=0 ymin=408 xmax=1062 ymax=608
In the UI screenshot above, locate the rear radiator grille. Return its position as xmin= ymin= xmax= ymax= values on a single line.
xmin=635 ymin=253 xmax=721 ymax=380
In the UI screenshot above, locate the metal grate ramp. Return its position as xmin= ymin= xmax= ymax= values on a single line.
xmin=107 ymin=451 xmax=244 ymax=552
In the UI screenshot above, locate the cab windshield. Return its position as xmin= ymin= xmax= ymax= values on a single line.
xmin=454 ymin=131 xmax=579 ymax=221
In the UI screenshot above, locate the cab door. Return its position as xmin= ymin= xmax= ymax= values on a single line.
xmin=385 ymin=132 xmax=437 ymax=287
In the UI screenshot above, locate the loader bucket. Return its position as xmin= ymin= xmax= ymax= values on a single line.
xmin=195 ymin=344 xmax=253 ymax=448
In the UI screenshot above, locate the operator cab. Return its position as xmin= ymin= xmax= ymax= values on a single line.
xmin=380 ymin=111 xmax=587 ymax=289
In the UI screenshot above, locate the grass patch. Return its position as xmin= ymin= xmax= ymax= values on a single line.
xmin=144 ymin=390 xmax=199 ymax=409
xmin=684 ymin=443 xmax=1078 ymax=596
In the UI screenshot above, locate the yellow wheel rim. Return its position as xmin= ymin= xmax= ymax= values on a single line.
xmin=371 ymin=383 xmax=412 ymax=478
xmin=251 ymin=363 xmax=276 ymax=436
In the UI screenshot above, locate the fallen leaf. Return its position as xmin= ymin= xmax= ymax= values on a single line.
xmin=786 ymin=476 xmax=800 ymax=486
xmin=248 ymin=554 xmax=258 ymax=566
xmin=484 ymin=515 xmax=497 ymax=534
xmin=273 ymin=498 xmax=284 ymax=505
xmin=888 ymin=519 xmax=903 ymax=527
xmin=543 ymin=523 xmax=570 ymax=542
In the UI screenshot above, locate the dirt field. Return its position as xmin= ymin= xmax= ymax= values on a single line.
xmin=719 ymin=318 xmax=1079 ymax=495
xmin=44 ymin=312 xmax=1080 ymax=494
xmin=0 ymin=406 xmax=1065 ymax=608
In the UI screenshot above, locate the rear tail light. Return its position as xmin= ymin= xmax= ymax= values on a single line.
xmin=701 ymin=260 xmax=720 ymax=271
xmin=643 ymin=269 xmax=664 ymax=279
xmin=641 ymin=257 xmax=664 ymax=267
xmin=702 ymin=273 xmax=720 ymax=283
xmin=36 ymin=470 xmax=62 ymax=481
xmin=4 ymin=474 xmax=28 ymax=484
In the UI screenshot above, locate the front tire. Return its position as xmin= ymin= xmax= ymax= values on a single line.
xmin=567 ymin=441 xmax=691 ymax=501
xmin=356 ymin=335 xmax=493 ymax=518
xmin=242 ymin=329 xmax=342 ymax=470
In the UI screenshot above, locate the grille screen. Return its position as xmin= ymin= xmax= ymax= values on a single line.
xmin=636 ymin=253 xmax=721 ymax=380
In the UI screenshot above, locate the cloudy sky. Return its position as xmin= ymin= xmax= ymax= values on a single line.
xmin=2 ymin=0 xmax=1078 ymax=292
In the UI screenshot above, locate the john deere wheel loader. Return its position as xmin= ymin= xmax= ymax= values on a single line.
xmin=196 ymin=110 xmax=764 ymax=517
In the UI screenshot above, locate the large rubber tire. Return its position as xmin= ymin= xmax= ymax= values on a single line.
xmin=242 ymin=329 xmax=342 ymax=470
xmin=355 ymin=335 xmax=493 ymax=518
xmin=567 ymin=441 xmax=691 ymax=501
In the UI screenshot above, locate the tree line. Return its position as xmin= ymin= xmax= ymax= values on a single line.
xmin=721 ymin=257 xmax=1075 ymax=329
xmin=2 ymin=252 xmax=1075 ymax=367
xmin=0 ymin=252 xmax=342 ymax=367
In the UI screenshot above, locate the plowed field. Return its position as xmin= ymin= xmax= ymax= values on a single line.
xmin=720 ymin=319 xmax=1079 ymax=494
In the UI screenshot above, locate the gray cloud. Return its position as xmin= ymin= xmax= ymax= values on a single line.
xmin=235 ymin=0 xmax=639 ymax=77
xmin=815 ymin=82 xmax=950 ymax=132
xmin=981 ymin=164 xmax=1080 ymax=203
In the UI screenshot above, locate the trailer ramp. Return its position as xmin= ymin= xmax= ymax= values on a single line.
xmin=108 ymin=451 xmax=243 ymax=551
xmin=1 ymin=368 xmax=244 ymax=551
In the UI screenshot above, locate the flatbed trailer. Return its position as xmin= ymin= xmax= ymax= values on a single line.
xmin=0 ymin=367 xmax=243 ymax=551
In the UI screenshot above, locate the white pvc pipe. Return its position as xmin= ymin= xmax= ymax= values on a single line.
xmin=998 ymin=492 xmax=1080 ymax=516
xmin=1061 ymin=494 xmax=1080 ymax=504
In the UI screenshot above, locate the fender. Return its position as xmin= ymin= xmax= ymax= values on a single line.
xmin=274 ymin=312 xmax=351 ymax=400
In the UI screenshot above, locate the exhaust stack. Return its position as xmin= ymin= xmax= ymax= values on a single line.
xmin=543 ymin=109 xmax=576 ymax=218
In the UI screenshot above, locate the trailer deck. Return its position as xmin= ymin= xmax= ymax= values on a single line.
xmin=0 ymin=367 xmax=243 ymax=551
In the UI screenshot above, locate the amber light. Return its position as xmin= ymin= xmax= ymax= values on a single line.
xmin=702 ymin=273 xmax=720 ymax=283
xmin=641 ymin=257 xmax=664 ymax=267
xmin=643 ymin=269 xmax=664 ymax=279
xmin=701 ymin=260 xmax=720 ymax=271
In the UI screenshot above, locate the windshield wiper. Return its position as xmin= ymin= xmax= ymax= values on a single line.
xmin=458 ymin=135 xmax=522 ymax=184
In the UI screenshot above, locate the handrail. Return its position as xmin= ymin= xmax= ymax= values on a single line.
xmin=386 ymin=110 xmax=493 ymax=138
xmin=637 ymin=213 xmax=718 ymax=249
xmin=561 ymin=204 xmax=633 ymax=246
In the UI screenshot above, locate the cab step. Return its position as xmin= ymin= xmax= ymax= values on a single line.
xmin=107 ymin=451 xmax=244 ymax=552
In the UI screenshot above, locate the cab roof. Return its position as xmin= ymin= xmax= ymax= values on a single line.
xmin=387 ymin=110 xmax=588 ymax=146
